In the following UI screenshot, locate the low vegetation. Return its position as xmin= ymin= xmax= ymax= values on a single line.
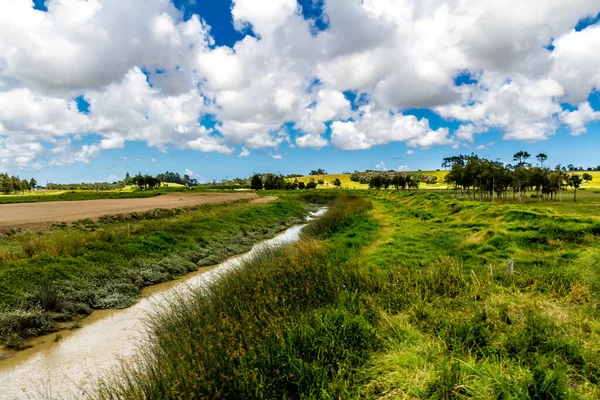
xmin=0 ymin=198 xmax=309 ymax=346
xmin=96 ymin=190 xmax=600 ymax=399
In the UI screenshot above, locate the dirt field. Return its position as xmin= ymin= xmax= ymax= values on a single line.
xmin=0 ymin=192 xmax=267 ymax=229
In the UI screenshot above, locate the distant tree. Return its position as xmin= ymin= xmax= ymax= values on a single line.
xmin=332 ymin=178 xmax=342 ymax=187
xmin=298 ymin=181 xmax=306 ymax=190
xmin=309 ymin=169 xmax=326 ymax=176
xmin=391 ymin=174 xmax=406 ymax=190
xmin=369 ymin=175 xmax=383 ymax=190
xmin=250 ymin=174 xmax=263 ymax=190
xmin=305 ymin=179 xmax=317 ymax=189
xmin=583 ymin=173 xmax=593 ymax=182
xmin=317 ymin=179 xmax=324 ymax=185
xmin=513 ymin=151 xmax=531 ymax=168
xmin=29 ymin=178 xmax=37 ymax=190
xmin=536 ymin=153 xmax=548 ymax=167
xmin=382 ymin=176 xmax=392 ymax=190
xmin=567 ymin=164 xmax=576 ymax=171
xmin=263 ymin=174 xmax=276 ymax=190
xmin=407 ymin=175 xmax=420 ymax=190
xmin=569 ymin=174 xmax=583 ymax=202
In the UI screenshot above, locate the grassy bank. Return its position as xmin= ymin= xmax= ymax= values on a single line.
xmin=96 ymin=194 xmax=378 ymax=399
xmin=0 ymin=198 xmax=309 ymax=348
xmin=96 ymin=190 xmax=600 ymax=399
xmin=357 ymin=191 xmax=600 ymax=398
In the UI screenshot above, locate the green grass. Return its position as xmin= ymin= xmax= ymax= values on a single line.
xmin=94 ymin=190 xmax=600 ymax=399
xmin=0 ymin=198 xmax=310 ymax=345
xmin=95 ymin=194 xmax=379 ymax=399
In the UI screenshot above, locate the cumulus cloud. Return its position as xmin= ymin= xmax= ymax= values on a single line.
xmin=238 ymin=147 xmax=251 ymax=157
xmin=375 ymin=161 xmax=387 ymax=171
xmin=1 ymin=0 xmax=600 ymax=171
xmin=331 ymin=106 xmax=452 ymax=150
xmin=560 ymin=102 xmax=600 ymax=135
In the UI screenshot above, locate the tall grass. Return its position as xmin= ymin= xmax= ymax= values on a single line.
xmin=95 ymin=195 xmax=377 ymax=399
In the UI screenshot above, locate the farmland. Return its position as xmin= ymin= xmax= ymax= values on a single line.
xmin=0 ymin=192 xmax=261 ymax=229
xmin=0 ymin=195 xmax=310 ymax=351
xmin=1 ymin=186 xmax=600 ymax=399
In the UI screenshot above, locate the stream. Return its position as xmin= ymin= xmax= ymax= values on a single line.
xmin=0 ymin=208 xmax=327 ymax=400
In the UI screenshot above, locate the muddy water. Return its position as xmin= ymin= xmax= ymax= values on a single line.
xmin=0 ymin=208 xmax=327 ymax=400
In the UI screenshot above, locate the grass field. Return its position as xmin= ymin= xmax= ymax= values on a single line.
xmin=0 ymin=197 xmax=310 ymax=348
xmin=96 ymin=190 xmax=600 ymax=399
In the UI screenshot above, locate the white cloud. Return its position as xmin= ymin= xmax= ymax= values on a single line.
xmin=397 ymin=165 xmax=410 ymax=172
xmin=376 ymin=161 xmax=387 ymax=171
xmin=270 ymin=153 xmax=285 ymax=160
xmin=107 ymin=174 xmax=119 ymax=182
xmin=331 ymin=106 xmax=453 ymax=150
xmin=560 ymin=102 xmax=600 ymax=135
xmin=437 ymin=75 xmax=564 ymax=141
xmin=1 ymin=0 xmax=600 ymax=170
xmin=296 ymin=134 xmax=329 ymax=149
xmin=406 ymin=149 xmax=415 ymax=155
xmin=231 ymin=0 xmax=297 ymax=37
xmin=238 ymin=147 xmax=251 ymax=157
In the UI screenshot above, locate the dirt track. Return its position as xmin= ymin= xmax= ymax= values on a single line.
xmin=0 ymin=192 xmax=266 ymax=229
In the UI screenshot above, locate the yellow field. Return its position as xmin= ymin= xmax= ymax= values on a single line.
xmin=291 ymin=171 xmax=450 ymax=189
xmin=291 ymin=170 xmax=600 ymax=191
xmin=579 ymin=171 xmax=600 ymax=189
xmin=161 ymin=182 xmax=185 ymax=188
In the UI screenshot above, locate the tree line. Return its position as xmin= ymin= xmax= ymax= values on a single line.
xmin=46 ymin=182 xmax=125 ymax=191
xmin=250 ymin=173 xmax=335 ymax=190
xmin=350 ymin=170 xmax=438 ymax=186
xmin=443 ymin=152 xmax=591 ymax=202
xmin=124 ymin=172 xmax=199 ymax=188
xmin=0 ymin=174 xmax=37 ymax=194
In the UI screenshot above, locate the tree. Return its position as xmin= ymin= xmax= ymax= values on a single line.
xmin=513 ymin=151 xmax=531 ymax=168
xmin=309 ymin=169 xmax=326 ymax=176
xmin=263 ymin=174 xmax=276 ymax=190
xmin=569 ymin=174 xmax=583 ymax=202
xmin=369 ymin=175 xmax=383 ymax=190
xmin=332 ymin=178 xmax=341 ymax=187
xmin=29 ymin=178 xmax=37 ymax=190
xmin=306 ymin=179 xmax=317 ymax=189
xmin=298 ymin=181 xmax=306 ymax=190
xmin=583 ymin=173 xmax=593 ymax=182
xmin=250 ymin=174 xmax=263 ymax=190
xmin=391 ymin=174 xmax=407 ymax=190
xmin=536 ymin=153 xmax=548 ymax=167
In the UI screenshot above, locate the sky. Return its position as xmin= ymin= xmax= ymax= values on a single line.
xmin=1 ymin=1 xmax=600 ymax=183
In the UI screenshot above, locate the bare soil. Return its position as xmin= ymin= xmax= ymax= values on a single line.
xmin=0 ymin=192 xmax=267 ymax=229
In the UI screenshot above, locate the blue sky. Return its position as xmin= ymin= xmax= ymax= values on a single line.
xmin=2 ymin=1 xmax=600 ymax=183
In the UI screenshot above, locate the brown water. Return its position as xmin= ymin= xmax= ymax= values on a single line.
xmin=0 ymin=208 xmax=327 ymax=400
